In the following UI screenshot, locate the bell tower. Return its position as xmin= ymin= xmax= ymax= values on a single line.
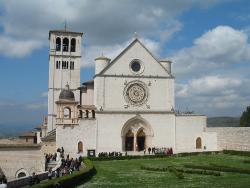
xmin=47 ymin=29 xmax=83 ymax=132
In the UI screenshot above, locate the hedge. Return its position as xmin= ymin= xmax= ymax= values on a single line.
xmin=184 ymin=164 xmax=250 ymax=174
xmin=88 ymin=151 xmax=220 ymax=161
xmin=222 ymin=150 xmax=250 ymax=157
xmin=169 ymin=166 xmax=184 ymax=179
xmin=141 ymin=166 xmax=220 ymax=177
xmin=243 ymin=160 xmax=250 ymax=164
xmin=31 ymin=158 xmax=96 ymax=188
xmin=141 ymin=166 xmax=184 ymax=179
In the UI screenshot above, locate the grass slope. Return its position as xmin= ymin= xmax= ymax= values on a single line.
xmin=79 ymin=154 xmax=250 ymax=188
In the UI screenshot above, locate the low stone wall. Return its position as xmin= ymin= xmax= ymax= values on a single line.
xmin=207 ymin=127 xmax=250 ymax=151
xmin=0 ymin=144 xmax=45 ymax=180
xmin=7 ymin=172 xmax=48 ymax=188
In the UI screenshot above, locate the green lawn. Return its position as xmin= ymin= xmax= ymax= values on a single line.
xmin=78 ymin=153 xmax=250 ymax=188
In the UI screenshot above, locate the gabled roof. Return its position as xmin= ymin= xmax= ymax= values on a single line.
xmin=96 ymin=38 xmax=173 ymax=77
xmin=82 ymin=80 xmax=94 ymax=85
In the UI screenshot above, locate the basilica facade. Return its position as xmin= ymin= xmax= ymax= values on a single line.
xmin=48 ymin=30 xmax=218 ymax=157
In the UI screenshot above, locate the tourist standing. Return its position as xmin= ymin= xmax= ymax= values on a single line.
xmin=48 ymin=168 xmax=52 ymax=180
xmin=148 ymin=147 xmax=151 ymax=154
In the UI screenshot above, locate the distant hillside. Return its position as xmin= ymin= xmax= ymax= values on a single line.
xmin=207 ymin=117 xmax=240 ymax=127
xmin=0 ymin=124 xmax=37 ymax=138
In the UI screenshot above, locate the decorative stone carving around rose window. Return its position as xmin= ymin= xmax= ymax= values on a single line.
xmin=123 ymin=80 xmax=149 ymax=106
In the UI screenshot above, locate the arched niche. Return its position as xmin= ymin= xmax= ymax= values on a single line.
xmin=15 ymin=168 xmax=29 ymax=179
xmin=196 ymin=137 xmax=202 ymax=149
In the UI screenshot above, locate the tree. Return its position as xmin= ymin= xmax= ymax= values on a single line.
xmin=240 ymin=106 xmax=250 ymax=127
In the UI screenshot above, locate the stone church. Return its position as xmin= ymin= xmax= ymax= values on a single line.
xmin=48 ymin=29 xmax=218 ymax=157
xmin=2 ymin=29 xmax=250 ymax=182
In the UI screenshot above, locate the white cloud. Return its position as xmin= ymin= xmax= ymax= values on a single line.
xmin=41 ymin=92 xmax=48 ymax=97
xmin=175 ymin=75 xmax=250 ymax=116
xmin=0 ymin=0 xmax=220 ymax=58
xmin=26 ymin=103 xmax=47 ymax=110
xmin=171 ymin=26 xmax=250 ymax=79
xmin=0 ymin=35 xmax=44 ymax=58
xmin=0 ymin=101 xmax=16 ymax=107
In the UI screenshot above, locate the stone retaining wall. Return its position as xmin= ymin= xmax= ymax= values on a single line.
xmin=207 ymin=127 xmax=250 ymax=151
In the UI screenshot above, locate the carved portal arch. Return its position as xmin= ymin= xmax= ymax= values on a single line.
xmin=121 ymin=115 xmax=153 ymax=151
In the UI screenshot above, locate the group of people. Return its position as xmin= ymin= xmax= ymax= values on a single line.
xmin=45 ymin=153 xmax=57 ymax=163
xmin=57 ymin=154 xmax=83 ymax=177
xmin=144 ymin=147 xmax=173 ymax=155
xmin=0 ymin=175 xmax=7 ymax=188
xmin=98 ymin=151 xmax=123 ymax=157
xmin=43 ymin=148 xmax=83 ymax=182
xmin=155 ymin=147 xmax=173 ymax=155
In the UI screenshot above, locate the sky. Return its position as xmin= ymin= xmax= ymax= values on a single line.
xmin=0 ymin=0 xmax=250 ymax=126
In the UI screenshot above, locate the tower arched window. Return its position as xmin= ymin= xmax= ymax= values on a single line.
xmin=79 ymin=110 xmax=83 ymax=118
xmin=70 ymin=61 xmax=74 ymax=70
xmin=56 ymin=61 xmax=60 ymax=69
xmin=78 ymin=141 xmax=83 ymax=153
xmin=64 ymin=107 xmax=71 ymax=118
xmin=71 ymin=38 xmax=76 ymax=52
xmin=85 ymin=110 xmax=89 ymax=118
xmin=92 ymin=110 xmax=95 ymax=118
xmin=56 ymin=37 xmax=61 ymax=51
xmin=63 ymin=38 xmax=69 ymax=52
xmin=62 ymin=61 xmax=66 ymax=69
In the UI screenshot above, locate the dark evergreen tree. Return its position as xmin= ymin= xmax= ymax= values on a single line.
xmin=240 ymin=106 xmax=250 ymax=127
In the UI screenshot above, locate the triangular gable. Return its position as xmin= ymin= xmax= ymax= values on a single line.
xmin=96 ymin=38 xmax=172 ymax=77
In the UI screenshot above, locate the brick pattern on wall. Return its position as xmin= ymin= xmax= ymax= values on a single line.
xmin=207 ymin=127 xmax=250 ymax=151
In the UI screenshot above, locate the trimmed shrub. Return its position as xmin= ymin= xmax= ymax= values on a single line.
xmin=184 ymin=164 xmax=250 ymax=174
xmin=243 ymin=160 xmax=250 ymax=164
xmin=88 ymin=151 xmax=220 ymax=161
xmin=169 ymin=166 xmax=184 ymax=179
xmin=89 ymin=154 xmax=168 ymax=161
xmin=141 ymin=166 xmax=220 ymax=176
xmin=223 ymin=150 xmax=250 ymax=157
xmin=31 ymin=158 xmax=96 ymax=188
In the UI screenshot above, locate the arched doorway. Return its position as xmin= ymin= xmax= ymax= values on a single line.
xmin=137 ymin=129 xmax=145 ymax=151
xmin=125 ymin=130 xmax=134 ymax=151
xmin=121 ymin=116 xmax=153 ymax=152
